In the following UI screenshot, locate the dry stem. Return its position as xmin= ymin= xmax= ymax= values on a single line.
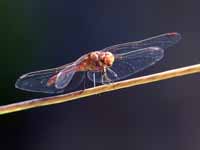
xmin=1 ymin=64 xmax=200 ymax=115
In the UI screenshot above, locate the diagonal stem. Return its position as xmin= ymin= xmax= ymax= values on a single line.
xmin=1 ymin=63 xmax=200 ymax=115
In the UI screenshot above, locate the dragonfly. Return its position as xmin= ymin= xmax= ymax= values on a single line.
xmin=15 ymin=32 xmax=181 ymax=94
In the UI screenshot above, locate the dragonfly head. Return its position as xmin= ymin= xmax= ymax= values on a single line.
xmin=89 ymin=51 xmax=115 ymax=69
xmin=101 ymin=52 xmax=115 ymax=67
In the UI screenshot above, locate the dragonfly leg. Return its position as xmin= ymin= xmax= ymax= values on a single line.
xmin=104 ymin=72 xmax=112 ymax=83
xmin=107 ymin=68 xmax=119 ymax=81
xmin=101 ymin=68 xmax=112 ymax=84
xmin=93 ymin=72 xmax=96 ymax=87
xmin=101 ymin=72 xmax=104 ymax=84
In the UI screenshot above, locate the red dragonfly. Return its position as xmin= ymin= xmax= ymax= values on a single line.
xmin=15 ymin=32 xmax=181 ymax=94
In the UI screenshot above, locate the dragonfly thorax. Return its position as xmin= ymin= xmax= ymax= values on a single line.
xmin=78 ymin=51 xmax=115 ymax=72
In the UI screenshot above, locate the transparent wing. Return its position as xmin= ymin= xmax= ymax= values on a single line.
xmin=102 ymin=32 xmax=181 ymax=54
xmin=55 ymin=67 xmax=75 ymax=89
xmin=87 ymin=47 xmax=164 ymax=83
xmin=15 ymin=63 xmax=83 ymax=94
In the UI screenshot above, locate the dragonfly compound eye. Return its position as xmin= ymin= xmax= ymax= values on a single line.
xmin=104 ymin=52 xmax=115 ymax=66
xmin=90 ymin=52 xmax=99 ymax=61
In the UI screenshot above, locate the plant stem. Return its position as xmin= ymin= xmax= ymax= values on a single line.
xmin=1 ymin=63 xmax=200 ymax=115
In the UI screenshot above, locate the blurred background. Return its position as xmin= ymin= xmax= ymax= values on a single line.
xmin=1 ymin=0 xmax=200 ymax=149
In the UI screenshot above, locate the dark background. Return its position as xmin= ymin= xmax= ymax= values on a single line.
xmin=1 ymin=0 xmax=200 ymax=149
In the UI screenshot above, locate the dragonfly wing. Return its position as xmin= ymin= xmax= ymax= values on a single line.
xmin=102 ymin=32 xmax=181 ymax=54
xmin=55 ymin=69 xmax=75 ymax=89
xmin=15 ymin=67 xmax=64 ymax=93
xmin=15 ymin=63 xmax=77 ymax=93
xmin=87 ymin=47 xmax=164 ymax=83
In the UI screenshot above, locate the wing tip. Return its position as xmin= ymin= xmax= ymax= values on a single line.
xmin=167 ymin=32 xmax=182 ymax=41
xmin=14 ymin=73 xmax=58 ymax=94
xmin=167 ymin=32 xmax=179 ymax=36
